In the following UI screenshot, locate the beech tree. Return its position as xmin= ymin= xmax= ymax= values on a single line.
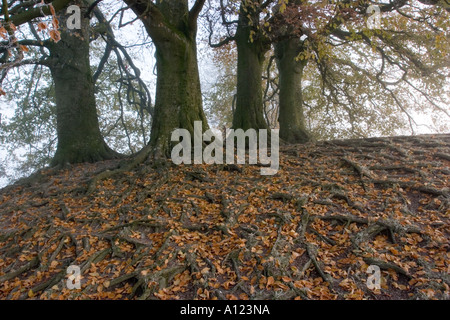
xmin=1 ymin=0 xmax=120 ymax=165
xmin=1 ymin=0 xmax=151 ymax=167
xmin=48 ymin=1 xmax=121 ymax=165
xmin=204 ymin=42 xmax=279 ymax=129
xmin=208 ymin=0 xmax=449 ymax=141
xmin=207 ymin=0 xmax=272 ymax=131
xmin=270 ymin=0 xmax=449 ymax=141
xmin=274 ymin=35 xmax=311 ymax=143
xmin=123 ymin=0 xmax=209 ymax=158
xmin=232 ymin=0 xmax=271 ymax=130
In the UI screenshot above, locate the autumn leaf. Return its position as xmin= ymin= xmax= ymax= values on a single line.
xmin=49 ymin=4 xmax=56 ymax=16
xmin=52 ymin=17 xmax=59 ymax=30
xmin=0 ymin=27 xmax=7 ymax=39
xmin=200 ymin=267 xmax=210 ymax=275
xmin=49 ymin=29 xmax=61 ymax=43
xmin=37 ymin=22 xmax=47 ymax=31
xmin=266 ymin=276 xmax=274 ymax=289
xmin=0 ymin=131 xmax=448 ymax=300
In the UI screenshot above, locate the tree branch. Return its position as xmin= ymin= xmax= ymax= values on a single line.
xmin=189 ymin=0 xmax=206 ymax=25
xmin=9 ymin=0 xmax=72 ymax=27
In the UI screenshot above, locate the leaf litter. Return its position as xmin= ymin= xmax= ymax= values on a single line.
xmin=0 ymin=134 xmax=448 ymax=300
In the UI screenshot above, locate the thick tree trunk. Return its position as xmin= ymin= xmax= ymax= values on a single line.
xmin=149 ymin=33 xmax=207 ymax=157
xmin=48 ymin=1 xmax=118 ymax=166
xmin=275 ymin=38 xmax=311 ymax=143
xmin=125 ymin=0 xmax=208 ymax=158
xmin=232 ymin=3 xmax=269 ymax=131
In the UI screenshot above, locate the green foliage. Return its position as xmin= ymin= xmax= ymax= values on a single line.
xmin=0 ymin=65 xmax=56 ymax=181
xmin=204 ymin=46 xmax=237 ymax=128
xmin=0 ymin=38 xmax=151 ymax=184
xmin=205 ymin=0 xmax=449 ymax=139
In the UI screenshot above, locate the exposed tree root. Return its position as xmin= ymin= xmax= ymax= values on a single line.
xmin=305 ymin=243 xmax=333 ymax=283
xmin=363 ymin=257 xmax=412 ymax=279
xmin=86 ymin=145 xmax=154 ymax=194
xmin=341 ymin=157 xmax=376 ymax=179
xmin=0 ymin=255 xmax=40 ymax=283
xmin=1 ymin=134 xmax=449 ymax=300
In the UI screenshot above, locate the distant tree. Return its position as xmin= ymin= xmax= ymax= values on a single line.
xmin=203 ymin=43 xmax=237 ymax=129
xmin=270 ymin=0 xmax=450 ymax=141
xmin=0 ymin=67 xmax=57 ymax=178
xmin=203 ymin=42 xmax=279 ymax=130
xmin=208 ymin=0 xmax=450 ymax=141
xmin=207 ymin=0 xmax=272 ymax=131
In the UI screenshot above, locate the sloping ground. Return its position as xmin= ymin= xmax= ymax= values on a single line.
xmin=0 ymin=134 xmax=449 ymax=300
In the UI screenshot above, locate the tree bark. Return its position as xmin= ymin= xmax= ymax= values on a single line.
xmin=124 ymin=0 xmax=208 ymax=158
xmin=47 ymin=1 xmax=119 ymax=166
xmin=10 ymin=0 xmax=72 ymax=27
xmin=232 ymin=2 xmax=270 ymax=131
xmin=275 ymin=38 xmax=311 ymax=143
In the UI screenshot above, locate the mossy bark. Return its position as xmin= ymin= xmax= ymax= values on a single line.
xmin=149 ymin=29 xmax=207 ymax=157
xmin=232 ymin=3 xmax=270 ymax=131
xmin=48 ymin=1 xmax=118 ymax=166
xmin=275 ymin=38 xmax=311 ymax=143
xmin=126 ymin=0 xmax=208 ymax=158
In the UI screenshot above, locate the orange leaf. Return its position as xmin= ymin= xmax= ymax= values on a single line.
xmin=200 ymin=267 xmax=210 ymax=275
xmin=0 ymin=27 xmax=7 ymax=39
xmin=49 ymin=4 xmax=56 ymax=16
xmin=49 ymin=29 xmax=61 ymax=43
xmin=52 ymin=17 xmax=59 ymax=29
xmin=37 ymin=22 xmax=47 ymax=31
xmin=266 ymin=276 xmax=274 ymax=288
xmin=250 ymin=286 xmax=255 ymax=295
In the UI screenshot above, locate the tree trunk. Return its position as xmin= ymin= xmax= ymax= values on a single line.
xmin=125 ymin=0 xmax=208 ymax=158
xmin=48 ymin=1 xmax=118 ymax=166
xmin=275 ymin=38 xmax=311 ymax=143
xmin=232 ymin=2 xmax=270 ymax=131
xmin=149 ymin=31 xmax=207 ymax=157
